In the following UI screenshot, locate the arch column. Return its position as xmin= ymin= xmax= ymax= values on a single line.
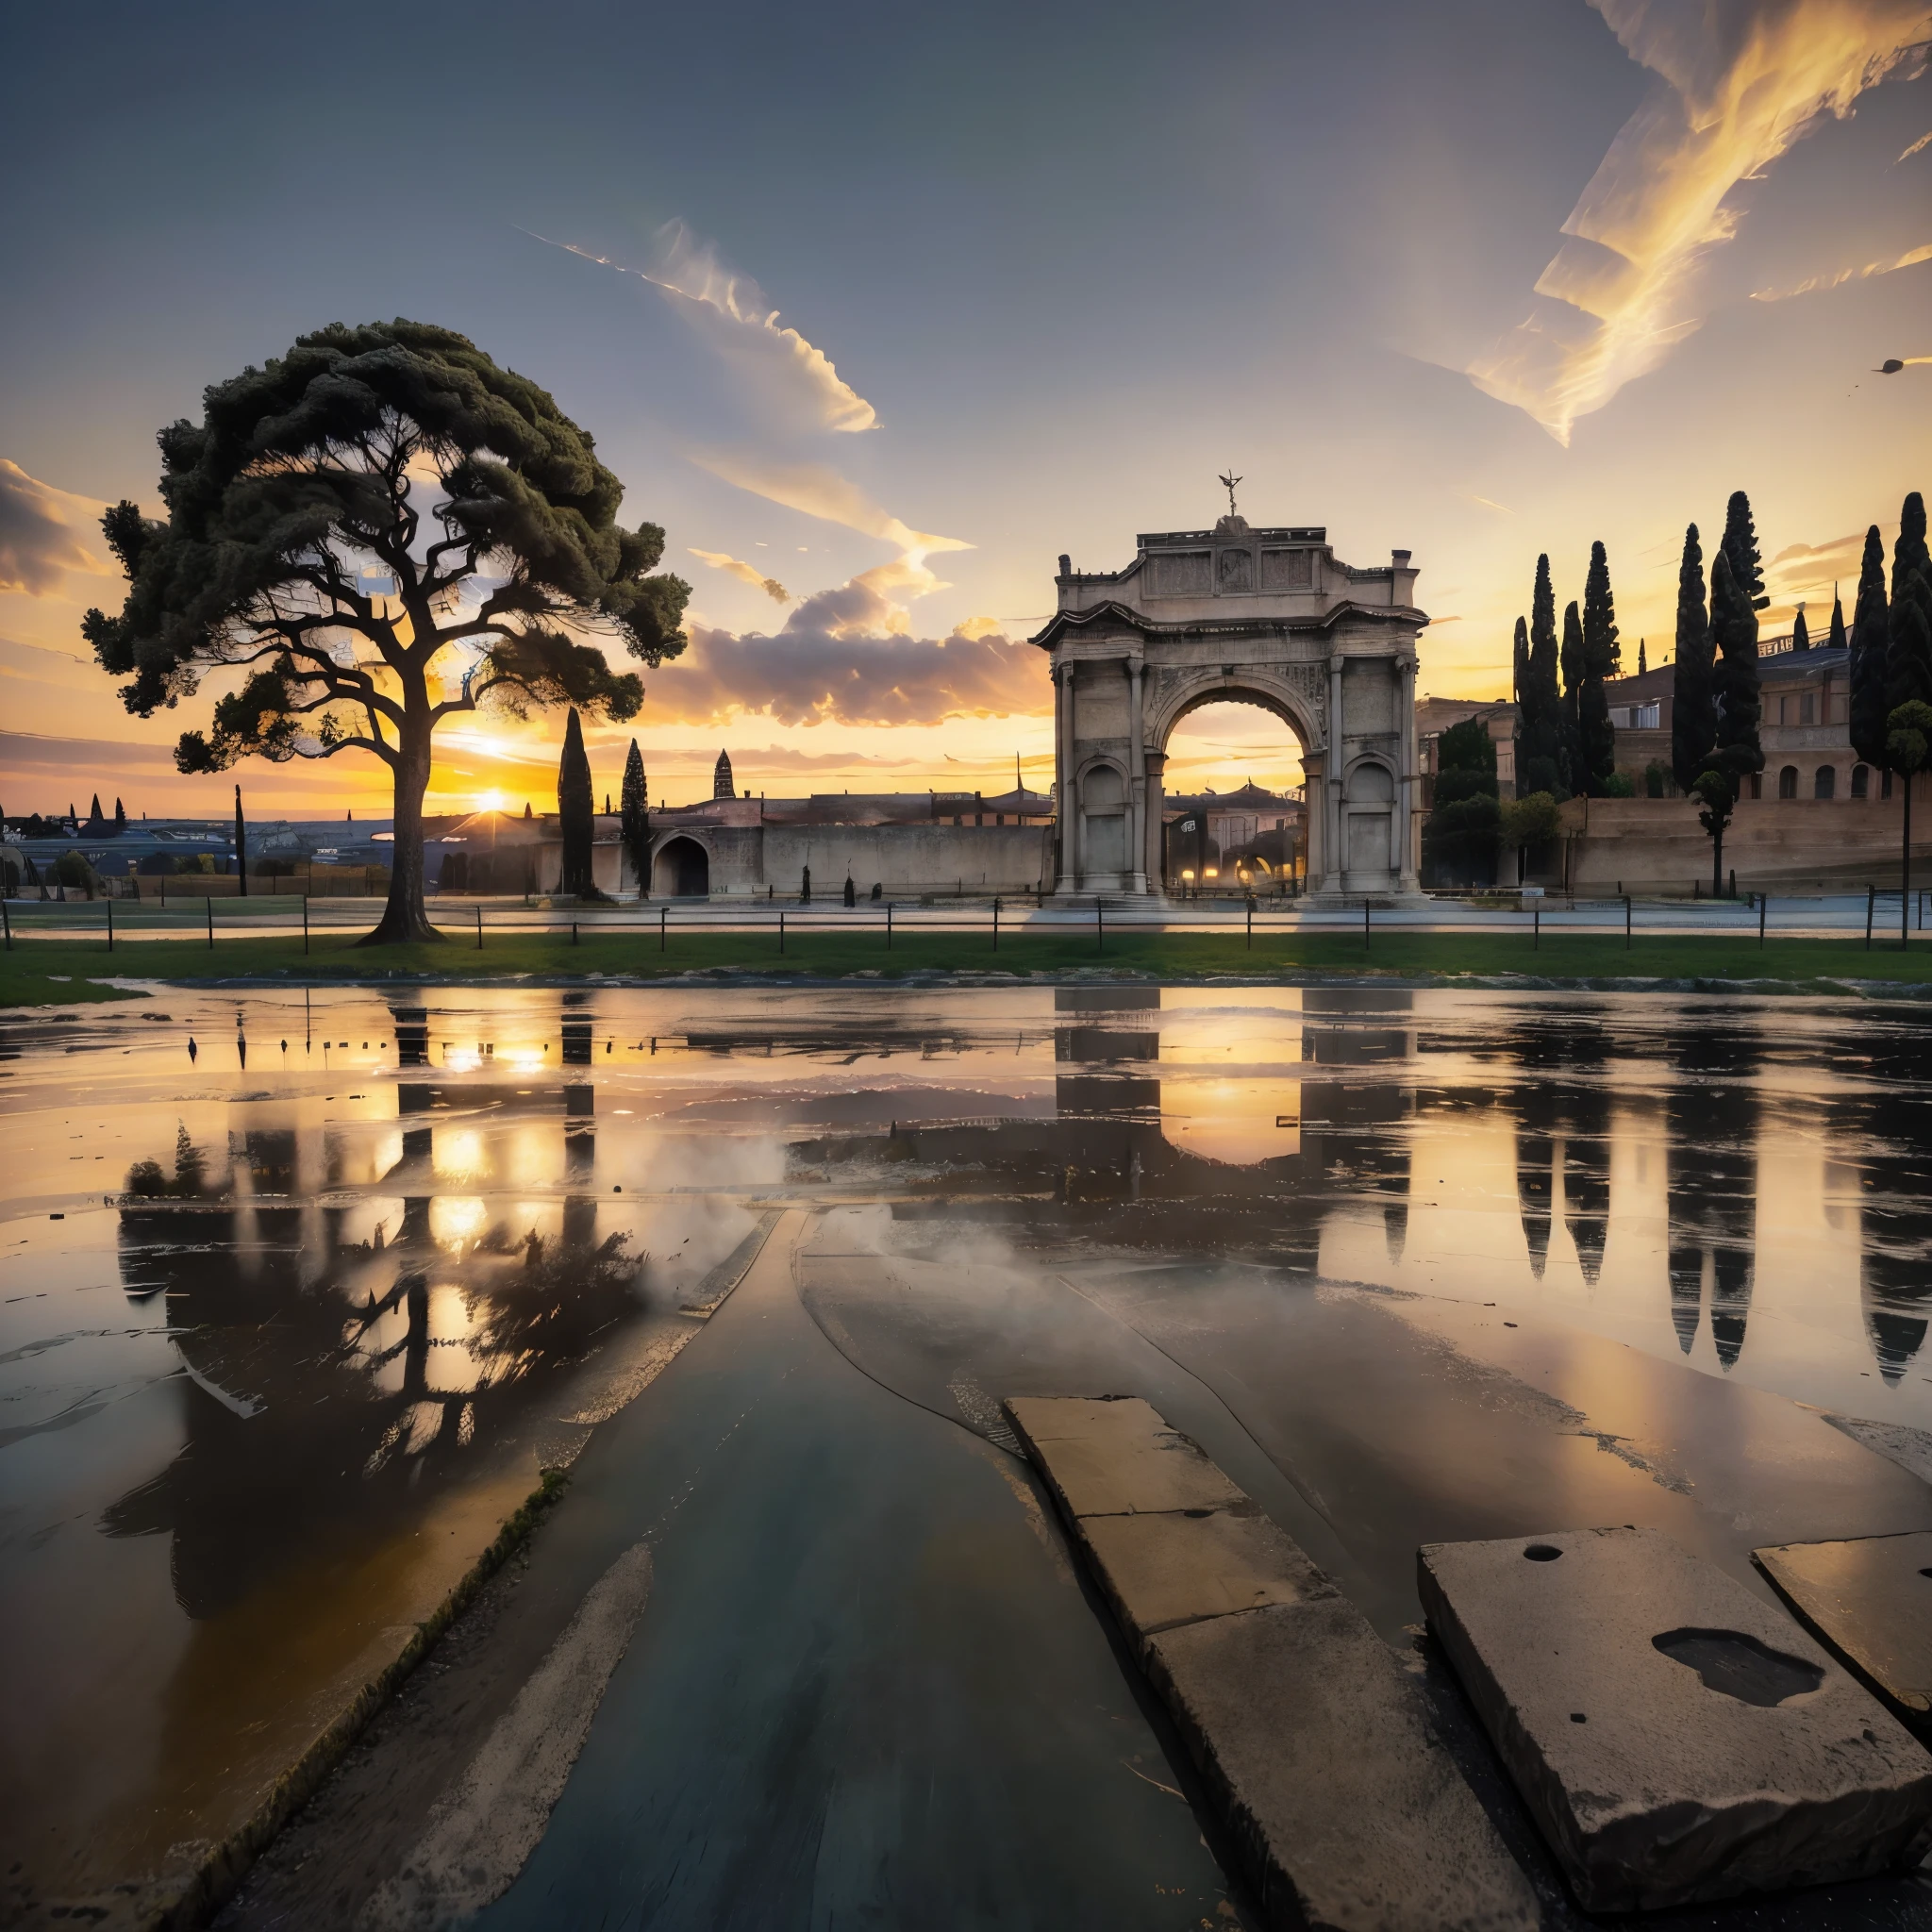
xmin=1397 ymin=654 xmax=1419 ymax=891
xmin=1053 ymin=662 xmax=1076 ymax=894
xmin=1144 ymin=749 xmax=1167 ymax=892
xmin=1126 ymin=658 xmax=1149 ymax=895
xmin=1324 ymin=654 xmax=1346 ymax=894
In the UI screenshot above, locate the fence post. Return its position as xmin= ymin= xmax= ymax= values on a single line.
xmin=1246 ymin=898 xmax=1253 ymax=950
xmin=2 ymin=896 xmax=9 ymax=951
xmin=107 ymin=895 xmax=114 ymax=952
xmin=475 ymin=905 xmax=483 ymax=951
xmin=303 ymin=892 xmax=309 ymax=955
xmin=1759 ymin=892 xmax=1767 ymax=946
xmin=1096 ymin=896 xmax=1104 ymax=954
xmin=992 ymin=896 xmax=1000 ymax=952
xmin=887 ymin=903 xmax=892 ymax=951
xmin=1866 ymin=886 xmax=1874 ymax=950
xmin=1364 ymin=900 xmax=1371 ymax=950
xmin=206 ymin=893 xmax=214 ymax=950
xmin=1624 ymin=894 xmax=1631 ymax=950
xmin=572 ymin=920 xmax=578 ymax=946
xmin=660 ymin=905 xmax=667 ymax=951
xmin=1533 ymin=902 xmax=1540 ymax=951
xmin=779 ymin=909 xmax=786 ymax=956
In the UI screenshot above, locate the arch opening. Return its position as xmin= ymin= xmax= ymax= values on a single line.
xmin=653 ymin=836 xmax=710 ymax=898
xmin=1158 ymin=694 xmax=1308 ymax=897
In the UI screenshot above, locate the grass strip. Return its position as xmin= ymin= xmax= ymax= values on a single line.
xmin=8 ymin=924 xmax=1932 ymax=1006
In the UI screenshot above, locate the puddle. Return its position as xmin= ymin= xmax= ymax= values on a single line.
xmin=4 ymin=980 xmax=1932 ymax=1911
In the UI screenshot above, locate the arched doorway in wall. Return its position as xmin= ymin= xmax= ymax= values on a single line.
xmin=1156 ymin=692 xmax=1310 ymax=896
xmin=653 ymin=836 xmax=710 ymax=897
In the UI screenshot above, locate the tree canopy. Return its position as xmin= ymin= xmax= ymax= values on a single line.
xmin=1850 ymin=524 xmax=1890 ymax=768
xmin=82 ymin=319 xmax=690 ymax=941
xmin=1672 ymin=525 xmax=1715 ymax=791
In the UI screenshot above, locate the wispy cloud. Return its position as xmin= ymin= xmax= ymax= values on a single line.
xmin=1754 ymin=240 xmax=1932 ymax=299
xmin=641 ymin=623 xmax=1046 ymax=728
xmin=0 ymin=459 xmax=111 ymax=596
xmin=688 ymin=547 xmax=791 ymax=602
xmin=1898 ymin=129 xmax=1932 ymax=160
xmin=691 ymin=450 xmax=974 ymax=632
xmin=1469 ymin=0 xmax=1930 ymax=442
xmin=524 ymin=220 xmax=877 ymax=434
xmin=1767 ymin=529 xmax=1870 ymax=597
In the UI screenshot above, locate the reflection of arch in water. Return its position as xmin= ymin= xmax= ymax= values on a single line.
xmin=653 ymin=835 xmax=710 ymax=898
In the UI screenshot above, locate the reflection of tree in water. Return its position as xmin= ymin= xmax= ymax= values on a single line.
xmin=103 ymin=1180 xmax=641 ymax=1621
xmin=1506 ymin=1008 xmax=1613 ymax=1287
xmin=1824 ymin=1019 xmax=1932 ymax=1384
xmin=1662 ymin=1019 xmax=1760 ymax=1366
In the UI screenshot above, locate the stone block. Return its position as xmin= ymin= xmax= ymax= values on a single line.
xmin=1419 ymin=1525 xmax=1932 ymax=1911
xmin=1005 ymin=1395 xmax=1245 ymax=1517
xmin=1079 ymin=1507 xmax=1332 ymax=1643
xmin=1756 ymin=1530 xmax=1932 ymax=1731
xmin=1008 ymin=1395 xmax=1537 ymax=1931
xmin=1147 ymin=1599 xmax=1538 ymax=1932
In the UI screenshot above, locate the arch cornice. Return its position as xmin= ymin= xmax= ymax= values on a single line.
xmin=1031 ymin=600 xmax=1427 ymax=649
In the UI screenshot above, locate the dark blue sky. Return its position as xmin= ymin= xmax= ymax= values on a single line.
xmin=4 ymin=0 xmax=1927 ymax=810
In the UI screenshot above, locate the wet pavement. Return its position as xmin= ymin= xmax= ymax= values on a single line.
xmin=5 ymin=983 xmax=1932 ymax=1924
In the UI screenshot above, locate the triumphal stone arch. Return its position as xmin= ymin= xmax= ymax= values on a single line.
xmin=1033 ymin=513 xmax=1426 ymax=902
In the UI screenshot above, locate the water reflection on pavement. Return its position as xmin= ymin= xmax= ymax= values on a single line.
xmin=4 ymin=981 xmax=1932 ymax=1923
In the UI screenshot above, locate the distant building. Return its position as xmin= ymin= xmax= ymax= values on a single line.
xmin=1599 ymin=630 xmax=1870 ymax=801
xmin=712 ymin=749 xmax=735 ymax=800
xmin=432 ymin=779 xmax=1058 ymax=899
xmin=1160 ymin=781 xmax=1305 ymax=888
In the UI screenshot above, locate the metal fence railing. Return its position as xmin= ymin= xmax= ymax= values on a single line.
xmin=5 ymin=887 xmax=1929 ymax=956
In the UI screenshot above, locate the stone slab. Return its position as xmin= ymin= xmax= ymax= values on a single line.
xmin=1418 ymin=1525 xmax=1932 ymax=1912
xmin=1005 ymin=1394 xmax=1246 ymax=1517
xmin=1147 ymin=1600 xmax=1538 ymax=1932
xmin=1079 ymin=1507 xmax=1330 ymax=1640
xmin=1007 ymin=1395 xmax=1537 ymax=1932
xmin=1755 ymin=1530 xmax=1932 ymax=1730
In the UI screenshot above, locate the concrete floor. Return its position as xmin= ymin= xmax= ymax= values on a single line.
xmin=222 ymin=1212 xmax=1242 ymax=1932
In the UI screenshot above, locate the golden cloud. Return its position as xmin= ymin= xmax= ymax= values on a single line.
xmin=688 ymin=547 xmax=791 ymax=601
xmin=0 ymin=459 xmax=111 ymax=596
xmin=1470 ymin=0 xmax=1930 ymax=442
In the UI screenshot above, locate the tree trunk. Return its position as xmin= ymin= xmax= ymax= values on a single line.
xmin=360 ymin=708 xmax=441 ymax=946
xmin=1711 ymin=822 xmax=1724 ymax=900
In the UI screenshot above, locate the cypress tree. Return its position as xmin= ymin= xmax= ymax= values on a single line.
xmin=1710 ymin=550 xmax=1764 ymax=794
xmin=620 ymin=738 xmax=650 ymax=899
xmin=1577 ymin=541 xmax=1618 ymax=793
xmin=1638 ymin=640 xmax=1647 ymax=675
xmin=558 ymin=708 xmax=594 ymax=897
xmin=1524 ymin=555 xmax=1564 ymax=798
xmin=1891 ymin=491 xmax=1928 ymax=604
xmin=113 ymin=796 xmax=126 ymax=830
xmin=1828 ymin=588 xmax=1847 ymax=652
xmin=1791 ymin=605 xmax=1809 ymax=652
xmin=1559 ymin=598 xmax=1586 ymax=795
xmin=1720 ymin=490 xmax=1769 ymax=612
xmin=1850 ymin=525 xmax=1890 ymax=767
xmin=1510 ymin=616 xmax=1533 ymax=795
xmin=1888 ymin=494 xmax=1932 ymax=715
xmin=1890 ymin=565 xmax=1932 ymax=718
